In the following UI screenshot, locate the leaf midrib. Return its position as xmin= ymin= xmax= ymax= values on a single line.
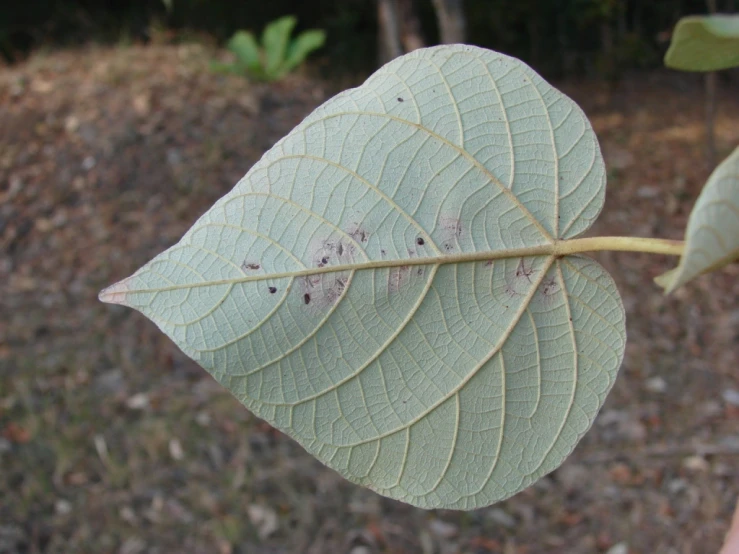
xmin=105 ymin=244 xmax=558 ymax=296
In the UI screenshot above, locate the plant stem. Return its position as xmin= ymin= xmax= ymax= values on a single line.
xmin=103 ymin=236 xmax=686 ymax=298
xmin=553 ymin=236 xmax=684 ymax=257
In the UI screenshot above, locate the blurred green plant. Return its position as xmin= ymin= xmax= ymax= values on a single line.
xmin=664 ymin=14 xmax=739 ymax=71
xmin=211 ymin=16 xmax=325 ymax=81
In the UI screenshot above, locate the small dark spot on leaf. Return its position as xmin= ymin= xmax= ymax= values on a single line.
xmin=397 ymin=97 xmax=404 ymax=102
xmin=381 ymin=249 xmax=387 ymax=256
xmin=337 ymin=242 xmax=344 ymax=256
xmin=242 ymin=262 xmax=260 ymax=270
xmin=304 ymin=293 xmax=311 ymax=305
xmin=321 ymin=256 xmax=329 ymax=264
xmin=268 ymin=286 xmax=277 ymax=294
xmin=416 ymin=237 xmax=425 ymax=246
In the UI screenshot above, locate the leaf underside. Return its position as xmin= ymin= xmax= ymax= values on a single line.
xmin=665 ymin=14 xmax=739 ymax=72
xmin=656 ymin=146 xmax=739 ymax=293
xmin=100 ymin=45 xmax=626 ymax=509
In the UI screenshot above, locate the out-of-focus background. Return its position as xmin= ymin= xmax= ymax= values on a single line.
xmin=1 ymin=1 xmax=738 ymax=553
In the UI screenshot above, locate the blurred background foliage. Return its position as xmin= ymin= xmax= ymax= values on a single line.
xmin=1 ymin=0 xmax=736 ymax=78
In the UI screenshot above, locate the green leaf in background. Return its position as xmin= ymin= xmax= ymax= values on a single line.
xmin=262 ymin=15 xmax=297 ymax=78
xmin=100 ymin=45 xmax=626 ymax=509
xmin=656 ymin=146 xmax=739 ymax=293
xmin=284 ymin=29 xmax=326 ymax=73
xmin=664 ymin=14 xmax=739 ymax=71
xmin=227 ymin=30 xmax=262 ymax=75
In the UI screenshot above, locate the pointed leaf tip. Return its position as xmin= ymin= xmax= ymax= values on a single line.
xmin=656 ymin=146 xmax=739 ymax=293
xmin=99 ymin=279 xmax=130 ymax=305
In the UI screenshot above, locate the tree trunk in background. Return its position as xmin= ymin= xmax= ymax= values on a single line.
xmin=705 ymin=0 xmax=718 ymax=166
xmin=377 ymin=0 xmax=425 ymax=64
xmin=378 ymin=0 xmax=403 ymax=63
xmin=705 ymin=72 xmax=717 ymax=166
xmin=432 ymin=0 xmax=467 ymax=44
xmin=599 ymin=18 xmax=616 ymax=83
xmin=528 ymin=16 xmax=541 ymax=69
xmin=398 ymin=0 xmax=425 ymax=52
xmin=557 ymin=0 xmax=575 ymax=78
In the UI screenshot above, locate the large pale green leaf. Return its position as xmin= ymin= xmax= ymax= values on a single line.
xmin=665 ymin=15 xmax=739 ymax=71
xmin=100 ymin=45 xmax=625 ymax=509
xmin=656 ymin=146 xmax=739 ymax=293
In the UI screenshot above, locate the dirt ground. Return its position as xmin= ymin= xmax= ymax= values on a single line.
xmin=1 ymin=44 xmax=738 ymax=554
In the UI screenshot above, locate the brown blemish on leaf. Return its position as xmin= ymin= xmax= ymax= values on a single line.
xmin=388 ymin=265 xmax=413 ymax=293
xmin=439 ymin=216 xmax=463 ymax=252
xmin=440 ymin=217 xmax=463 ymax=238
xmin=504 ymin=285 xmax=519 ymax=297
xmin=515 ymin=259 xmax=536 ymax=283
xmin=348 ymin=225 xmax=369 ymax=243
xmin=325 ymin=276 xmax=349 ymax=304
xmin=540 ymin=277 xmax=559 ymax=297
xmin=241 ymin=261 xmax=261 ymax=271
xmin=313 ymin=236 xmax=356 ymax=268
xmin=505 ymin=258 xmax=539 ymax=297
xmin=298 ymin=271 xmax=349 ymax=310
